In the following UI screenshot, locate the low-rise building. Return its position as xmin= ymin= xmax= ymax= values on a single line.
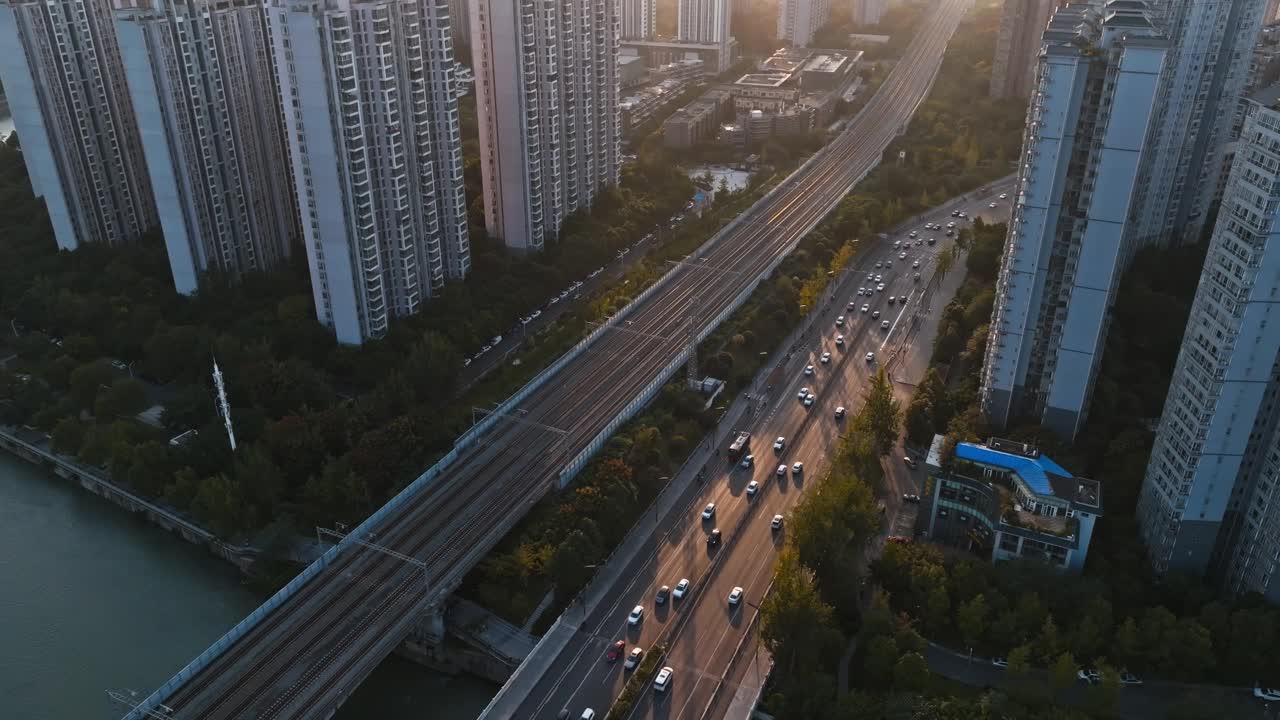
xmin=663 ymin=88 xmax=733 ymax=147
xmin=620 ymin=54 xmax=648 ymax=88
xmin=773 ymin=105 xmax=814 ymax=137
xmin=800 ymin=52 xmax=852 ymax=91
xmin=650 ymin=58 xmax=706 ymax=83
xmin=924 ymin=436 xmax=1103 ymax=572
xmin=720 ymin=122 xmax=746 ymax=146
xmin=744 ymin=109 xmax=773 ymax=143
xmin=723 ymin=75 xmax=801 ymax=112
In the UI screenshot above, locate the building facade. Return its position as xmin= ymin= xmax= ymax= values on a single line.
xmin=925 ymin=437 xmax=1102 ymax=572
xmin=267 ymin=0 xmax=469 ymax=344
xmin=470 ymin=0 xmax=620 ymax=252
xmin=777 ymin=0 xmax=828 ymax=48
xmin=980 ymin=2 xmax=1168 ymax=439
xmin=849 ymin=0 xmax=884 ymax=27
xmin=1131 ymin=0 xmax=1268 ymax=247
xmin=450 ymin=0 xmax=467 ymax=46
xmin=114 ymin=0 xmax=297 ymax=295
xmin=622 ymin=0 xmax=654 ymax=40
xmin=678 ymin=0 xmax=728 ymax=44
xmin=0 ymin=0 xmax=156 ymax=250
xmin=989 ymin=0 xmax=1060 ymax=99
xmin=1137 ymin=89 xmax=1280 ymax=599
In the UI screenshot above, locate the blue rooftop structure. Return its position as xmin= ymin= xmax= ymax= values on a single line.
xmin=955 ymin=442 xmax=1071 ymax=497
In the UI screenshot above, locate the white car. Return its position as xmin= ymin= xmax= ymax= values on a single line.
xmin=797 ymin=388 xmax=809 ymax=400
xmin=803 ymin=393 xmax=815 ymax=407
xmin=835 ymin=315 xmax=845 ymax=326
xmin=792 ymin=462 xmax=804 ymax=474
xmin=999 ymin=192 xmax=1009 ymax=199
xmin=875 ymin=261 xmax=883 ymax=268
xmin=886 ymin=260 xmax=893 ymax=268
xmin=1256 ymin=686 xmax=1280 ymax=701
xmin=835 ymin=406 xmax=846 ymax=419
xmin=804 ymin=364 xmax=814 ymax=376
xmin=865 ymin=352 xmax=875 ymax=363
xmin=899 ymin=252 xmax=907 ymax=260
xmin=628 ymin=605 xmax=644 ymax=625
xmin=728 ymin=587 xmax=744 ymax=606
xmin=673 ymin=579 xmax=690 ymax=599
xmin=771 ymin=514 xmax=784 ymax=530
xmin=625 ymin=647 xmax=644 ymax=669
xmin=875 ymin=274 xmax=883 ymax=282
xmin=777 ymin=464 xmax=787 ymax=477
xmin=741 ymin=454 xmax=754 ymax=468
xmin=991 ymin=657 xmax=1009 ymax=668
xmin=914 ymin=273 xmax=922 ymax=282
xmin=876 ymin=283 xmax=885 ymax=292
xmin=989 ymin=202 xmax=999 ymax=208
xmin=835 ymin=334 xmax=844 ymax=345
xmin=866 ymin=273 xmax=874 ymax=281
xmin=746 ymin=480 xmax=760 ymax=496
xmin=701 ymin=503 xmax=716 ymax=520
xmin=908 ymin=230 xmax=918 ymax=238
xmin=1077 ymin=669 xmax=1101 ymax=685
xmin=774 ymin=436 xmax=786 ymax=450
xmin=654 ymin=666 xmax=674 ymax=693
xmin=820 ymin=351 xmax=831 ymax=364
xmin=872 ymin=310 xmax=881 ymax=319
xmin=581 ymin=710 xmax=596 ymax=720
xmin=913 ymin=260 xmax=920 ymax=269
xmin=881 ymin=320 xmax=890 ymax=330
xmin=888 ymin=296 xmax=896 ymax=305
xmin=861 ymin=304 xmax=870 ymax=313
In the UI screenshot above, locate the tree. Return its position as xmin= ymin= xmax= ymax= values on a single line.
xmin=69 ymin=361 xmax=114 ymax=410
xmin=892 ymin=651 xmax=930 ymax=693
xmin=1007 ymin=643 xmax=1033 ymax=681
xmin=761 ymin=548 xmax=840 ymax=677
xmin=957 ymin=593 xmax=989 ymax=651
xmin=1085 ymin=660 xmax=1122 ymax=716
xmin=864 ymin=635 xmax=899 ymax=686
xmin=856 ymin=367 xmax=901 ymax=456
xmin=94 ymin=377 xmax=149 ymax=420
xmin=924 ymin=584 xmax=951 ymax=635
xmin=1048 ymin=651 xmax=1076 ymax=696
xmin=51 ymin=416 xmax=86 ymax=454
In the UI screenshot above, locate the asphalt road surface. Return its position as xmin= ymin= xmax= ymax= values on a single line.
xmin=136 ymin=0 xmax=976 ymax=717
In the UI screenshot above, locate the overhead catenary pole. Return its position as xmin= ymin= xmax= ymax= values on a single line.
xmin=212 ymin=357 xmax=236 ymax=452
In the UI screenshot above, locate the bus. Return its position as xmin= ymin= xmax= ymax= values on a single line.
xmin=728 ymin=432 xmax=750 ymax=462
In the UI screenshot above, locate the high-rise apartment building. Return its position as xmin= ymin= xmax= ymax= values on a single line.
xmin=1137 ymin=88 xmax=1280 ymax=600
xmin=989 ymin=0 xmax=1061 ymax=99
xmin=777 ymin=0 xmax=828 ymax=48
xmin=267 ymin=0 xmax=469 ymax=344
xmin=0 ymin=0 xmax=156 ymax=250
xmin=980 ymin=2 xmax=1168 ymax=440
xmin=450 ymin=0 xmax=468 ymax=47
xmin=470 ymin=0 xmax=620 ymax=252
xmin=113 ymin=0 xmax=298 ymax=295
xmin=850 ymin=0 xmax=885 ymax=27
xmin=679 ymin=0 xmax=728 ymax=44
xmin=623 ymin=0 xmax=655 ymax=40
xmin=1131 ymin=0 xmax=1267 ymax=247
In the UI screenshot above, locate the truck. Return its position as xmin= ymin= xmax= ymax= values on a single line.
xmin=728 ymin=432 xmax=750 ymax=462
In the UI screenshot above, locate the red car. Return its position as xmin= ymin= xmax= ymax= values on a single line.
xmin=607 ymin=640 xmax=625 ymax=662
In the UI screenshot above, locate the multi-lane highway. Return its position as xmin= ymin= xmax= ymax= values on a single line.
xmin=135 ymin=1 xmax=972 ymax=717
xmin=514 ymin=180 xmax=1014 ymax=720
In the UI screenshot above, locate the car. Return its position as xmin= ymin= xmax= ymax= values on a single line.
xmin=746 ymin=480 xmax=759 ymax=497
xmin=707 ymin=528 xmax=721 ymax=546
xmin=951 ymin=210 xmax=960 ymax=217
xmin=866 ymin=272 xmax=874 ymax=281
xmin=888 ymin=296 xmax=896 ymax=305
xmin=1255 ymin=686 xmax=1280 ymax=701
xmin=820 ymin=351 xmax=831 ymax=364
xmin=835 ymin=406 xmax=846 ymax=419
xmin=701 ymin=503 xmax=716 ymax=520
xmin=865 ymin=352 xmax=875 ymax=363
xmin=909 ymin=230 xmax=918 ymax=237
xmin=803 ymin=393 xmax=815 ymax=407
xmin=876 ymin=283 xmax=885 ymax=292
xmin=1078 ymin=669 xmax=1101 ymax=685
xmin=875 ymin=274 xmax=883 ymax=282
xmin=875 ymin=261 xmax=883 ymax=268
xmin=835 ymin=334 xmax=844 ymax=345
xmin=777 ymin=464 xmax=787 ymax=477
xmin=886 ymin=260 xmax=893 ymax=268
xmin=903 ymin=456 xmax=918 ymax=468
xmin=771 ymin=514 xmax=784 ymax=530
xmin=741 ymin=454 xmax=754 ymax=468
xmin=728 ymin=586 xmax=744 ymax=606
xmin=628 ymin=605 xmax=644 ymax=625
xmin=847 ymin=301 xmax=857 ymax=310
xmin=792 ymin=461 xmax=804 ymax=474
xmin=110 ymin=360 xmax=128 ymax=371
xmin=927 ymin=237 xmax=937 ymax=245
xmin=774 ymin=436 xmax=786 ymax=450
xmin=947 ymin=221 xmax=956 ymax=228
xmin=482 ymin=344 xmax=492 ymax=353
xmin=804 ymin=364 xmax=814 ymax=376
xmin=625 ymin=647 xmax=644 ymax=670
xmin=899 ymin=252 xmax=907 ymax=260
xmin=946 ymin=229 xmax=954 ymax=237
xmin=915 ymin=239 xmax=923 ymax=246
xmin=654 ymin=666 xmax=674 ymax=693
xmin=914 ymin=273 xmax=922 ymax=282
xmin=836 ymin=315 xmax=845 ymax=326
xmin=673 ymin=579 xmax=690 ymax=599
xmin=959 ymin=211 xmax=968 ymax=218
xmin=912 ymin=260 xmax=920 ymax=269
xmin=991 ymin=657 xmax=1009 ymax=668
xmin=797 ymin=387 xmax=809 ymax=400
xmin=861 ymin=304 xmax=870 ymax=313
xmin=581 ymin=710 xmax=596 ymax=720
xmin=989 ymin=202 xmax=999 ymax=208
xmin=999 ymin=192 xmax=1009 ymax=199
xmin=902 ymin=493 xmax=921 ymax=503
xmin=893 ymin=240 xmax=901 ymax=248
xmin=607 ymin=640 xmax=625 ymax=661
xmin=656 ymin=585 xmax=670 ymax=605
xmin=881 ymin=320 xmax=890 ymax=330
xmin=1119 ymin=672 xmax=1143 ymax=686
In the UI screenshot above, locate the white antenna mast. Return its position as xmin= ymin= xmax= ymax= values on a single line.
xmin=212 ymin=357 xmax=237 ymax=451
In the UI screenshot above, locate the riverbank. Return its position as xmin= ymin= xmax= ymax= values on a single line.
xmin=0 ymin=451 xmax=498 ymax=719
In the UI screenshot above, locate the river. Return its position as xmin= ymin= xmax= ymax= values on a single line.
xmin=0 ymin=452 xmax=496 ymax=719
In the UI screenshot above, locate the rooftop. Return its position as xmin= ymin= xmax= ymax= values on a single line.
xmin=736 ymin=72 xmax=792 ymax=88
xmin=803 ymin=53 xmax=848 ymax=74
xmin=954 ymin=439 xmax=1100 ymax=512
xmin=1252 ymin=82 xmax=1280 ymax=110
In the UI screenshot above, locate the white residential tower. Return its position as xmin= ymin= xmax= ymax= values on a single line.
xmin=622 ymin=0 xmax=655 ymax=40
xmin=777 ymin=0 xmax=828 ymax=48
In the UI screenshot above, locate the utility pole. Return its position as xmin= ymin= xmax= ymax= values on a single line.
xmin=212 ymin=357 xmax=236 ymax=452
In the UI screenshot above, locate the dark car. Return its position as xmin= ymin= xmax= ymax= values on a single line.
xmin=707 ymin=528 xmax=722 ymax=546
xmin=607 ymin=640 xmax=625 ymax=662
